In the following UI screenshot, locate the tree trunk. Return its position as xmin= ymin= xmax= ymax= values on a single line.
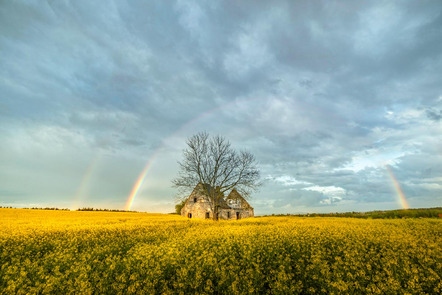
xmin=213 ymin=205 xmax=218 ymax=221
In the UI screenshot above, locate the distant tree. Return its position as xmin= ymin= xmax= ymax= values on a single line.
xmin=175 ymin=200 xmax=186 ymax=215
xmin=173 ymin=132 xmax=261 ymax=220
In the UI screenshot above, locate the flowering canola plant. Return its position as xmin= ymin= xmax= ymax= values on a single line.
xmin=0 ymin=208 xmax=441 ymax=294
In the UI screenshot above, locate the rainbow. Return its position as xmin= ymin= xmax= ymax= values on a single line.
xmin=385 ymin=165 xmax=409 ymax=209
xmin=124 ymin=150 xmax=160 ymax=211
xmin=72 ymin=155 xmax=101 ymax=209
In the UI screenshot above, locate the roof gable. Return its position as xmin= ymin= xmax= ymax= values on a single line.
xmin=186 ymin=183 xmax=230 ymax=208
xmin=225 ymin=189 xmax=252 ymax=209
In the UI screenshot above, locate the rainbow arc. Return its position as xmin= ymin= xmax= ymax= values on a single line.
xmin=385 ymin=165 xmax=409 ymax=209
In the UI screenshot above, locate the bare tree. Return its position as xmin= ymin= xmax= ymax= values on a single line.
xmin=172 ymin=132 xmax=260 ymax=220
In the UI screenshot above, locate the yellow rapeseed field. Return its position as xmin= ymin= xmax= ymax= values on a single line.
xmin=0 ymin=208 xmax=440 ymax=294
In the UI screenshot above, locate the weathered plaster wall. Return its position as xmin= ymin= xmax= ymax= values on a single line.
xmin=181 ymin=200 xmax=212 ymax=219
xmin=181 ymin=189 xmax=212 ymax=219
xmin=218 ymin=208 xmax=254 ymax=220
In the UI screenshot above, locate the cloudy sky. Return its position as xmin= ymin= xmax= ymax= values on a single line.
xmin=1 ymin=1 xmax=441 ymax=214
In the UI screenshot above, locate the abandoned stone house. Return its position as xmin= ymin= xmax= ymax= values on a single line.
xmin=181 ymin=183 xmax=254 ymax=220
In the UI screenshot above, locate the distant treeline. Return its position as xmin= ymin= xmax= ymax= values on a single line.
xmin=0 ymin=206 xmax=70 ymax=211
xmin=0 ymin=206 xmax=138 ymax=212
xmin=264 ymin=207 xmax=442 ymax=219
xmin=76 ymin=207 xmax=138 ymax=213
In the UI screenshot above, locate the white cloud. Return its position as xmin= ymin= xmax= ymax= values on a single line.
xmin=303 ymin=186 xmax=345 ymax=195
xmin=268 ymin=175 xmax=311 ymax=186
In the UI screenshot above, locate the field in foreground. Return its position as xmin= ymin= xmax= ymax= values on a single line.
xmin=1 ymin=209 xmax=441 ymax=294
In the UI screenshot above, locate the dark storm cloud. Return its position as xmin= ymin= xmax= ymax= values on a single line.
xmin=1 ymin=0 xmax=441 ymax=213
xmin=426 ymin=109 xmax=442 ymax=121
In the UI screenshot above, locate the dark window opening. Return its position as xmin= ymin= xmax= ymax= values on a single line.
xmin=236 ymin=212 xmax=240 ymax=220
xmin=227 ymin=211 xmax=230 ymax=218
xmin=205 ymin=212 xmax=210 ymax=219
xmin=188 ymin=213 xmax=192 ymax=218
xmin=194 ymin=197 xmax=197 ymax=203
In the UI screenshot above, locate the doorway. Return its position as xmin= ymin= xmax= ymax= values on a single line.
xmin=236 ymin=212 xmax=240 ymax=220
xmin=187 ymin=213 xmax=192 ymax=218
xmin=205 ymin=212 xmax=210 ymax=219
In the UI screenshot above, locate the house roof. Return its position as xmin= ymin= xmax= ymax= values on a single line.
xmin=189 ymin=183 xmax=252 ymax=210
xmin=192 ymin=182 xmax=221 ymax=196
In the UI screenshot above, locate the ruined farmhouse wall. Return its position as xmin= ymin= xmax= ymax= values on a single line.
xmin=180 ymin=184 xmax=214 ymax=219
xmin=218 ymin=208 xmax=254 ymax=220
xmin=224 ymin=195 xmax=254 ymax=219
